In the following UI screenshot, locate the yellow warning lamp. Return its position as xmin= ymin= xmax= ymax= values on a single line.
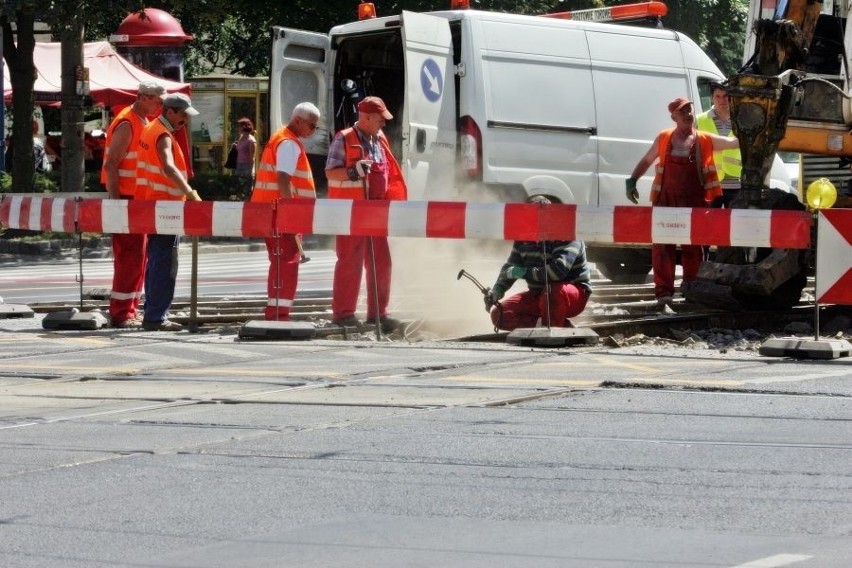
xmin=806 ymin=178 xmax=837 ymax=210
xmin=358 ymin=2 xmax=377 ymax=19
xmin=451 ymin=0 xmax=471 ymax=8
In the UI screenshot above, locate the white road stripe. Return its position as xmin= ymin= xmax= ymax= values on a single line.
xmin=743 ymin=369 xmax=852 ymax=384
xmin=730 ymin=553 xmax=813 ymax=568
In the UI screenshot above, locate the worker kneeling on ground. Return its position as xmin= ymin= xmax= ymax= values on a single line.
xmin=484 ymin=196 xmax=592 ymax=330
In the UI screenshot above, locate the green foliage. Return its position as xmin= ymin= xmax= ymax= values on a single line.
xmin=0 ymin=171 xmax=107 ymax=194
xmin=658 ymin=0 xmax=750 ymax=76
xmin=43 ymin=0 xmax=749 ymax=103
xmin=191 ymin=172 xmax=254 ymax=202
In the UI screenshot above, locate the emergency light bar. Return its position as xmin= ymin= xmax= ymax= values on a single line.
xmin=450 ymin=0 xmax=470 ymax=8
xmin=543 ymin=1 xmax=667 ymax=22
xmin=358 ymin=2 xmax=377 ymax=20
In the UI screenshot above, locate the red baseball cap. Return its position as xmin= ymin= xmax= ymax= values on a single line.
xmin=668 ymin=97 xmax=693 ymax=113
xmin=358 ymin=96 xmax=393 ymax=120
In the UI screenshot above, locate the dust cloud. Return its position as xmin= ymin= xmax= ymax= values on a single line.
xmin=390 ymin=237 xmax=513 ymax=338
xmin=385 ymin=177 xmax=525 ymax=339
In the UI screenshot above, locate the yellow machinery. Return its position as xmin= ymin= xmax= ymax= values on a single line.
xmin=683 ymin=0 xmax=851 ymax=309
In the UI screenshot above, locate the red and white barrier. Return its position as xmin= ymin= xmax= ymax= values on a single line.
xmin=0 ymin=195 xmax=76 ymax=233
xmin=816 ymin=209 xmax=852 ymax=305
xmin=1 ymin=195 xmax=813 ymax=248
xmin=74 ymin=199 xmax=274 ymax=237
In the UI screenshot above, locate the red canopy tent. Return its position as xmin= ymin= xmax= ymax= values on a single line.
xmin=4 ymin=41 xmax=190 ymax=107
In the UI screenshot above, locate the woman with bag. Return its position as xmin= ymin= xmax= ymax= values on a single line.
xmin=232 ymin=117 xmax=256 ymax=176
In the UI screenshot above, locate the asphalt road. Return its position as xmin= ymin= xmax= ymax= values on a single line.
xmin=0 ymin=312 xmax=850 ymax=567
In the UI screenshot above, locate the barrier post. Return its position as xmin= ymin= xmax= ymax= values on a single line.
xmin=41 ymin=196 xmax=108 ymax=330
xmin=760 ymin=181 xmax=851 ymax=359
xmin=188 ymin=236 xmax=199 ymax=333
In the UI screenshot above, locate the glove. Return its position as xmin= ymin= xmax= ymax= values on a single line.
xmin=186 ymin=189 xmax=202 ymax=202
xmin=626 ymin=177 xmax=639 ymax=204
xmin=484 ymin=286 xmax=505 ymax=312
xmin=504 ymin=265 xmax=527 ymax=280
xmin=355 ymin=159 xmax=373 ymax=177
xmin=484 ymin=289 xmax=496 ymax=312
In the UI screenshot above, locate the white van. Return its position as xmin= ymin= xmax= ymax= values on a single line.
xmin=271 ymin=6 xmax=792 ymax=282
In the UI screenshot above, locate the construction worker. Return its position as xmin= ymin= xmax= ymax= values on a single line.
xmin=101 ymin=81 xmax=165 ymax=328
xmin=485 ymin=196 xmax=592 ymax=330
xmin=626 ymin=97 xmax=738 ymax=305
xmin=696 ymin=82 xmax=742 ymax=207
xmin=325 ymin=96 xmax=408 ymax=333
xmin=136 ymin=93 xmax=202 ymax=332
xmin=250 ymin=102 xmax=321 ymax=321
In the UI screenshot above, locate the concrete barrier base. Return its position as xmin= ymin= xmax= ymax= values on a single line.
xmin=506 ymin=327 xmax=599 ymax=347
xmin=0 ymin=304 xmax=35 ymax=319
xmin=759 ymin=337 xmax=852 ymax=359
xmin=238 ymin=320 xmax=317 ymax=340
xmin=42 ymin=309 xmax=108 ymax=330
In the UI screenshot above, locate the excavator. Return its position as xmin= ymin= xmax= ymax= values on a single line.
xmin=682 ymin=0 xmax=852 ymax=309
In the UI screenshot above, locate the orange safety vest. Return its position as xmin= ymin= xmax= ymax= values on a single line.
xmin=100 ymin=106 xmax=146 ymax=197
xmin=651 ymin=128 xmax=721 ymax=204
xmin=251 ymin=127 xmax=316 ymax=202
xmin=136 ymin=117 xmax=189 ymax=201
xmin=327 ymin=127 xmax=408 ymax=201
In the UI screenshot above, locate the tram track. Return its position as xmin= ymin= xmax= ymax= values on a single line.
xmin=13 ymin=280 xmax=834 ymax=343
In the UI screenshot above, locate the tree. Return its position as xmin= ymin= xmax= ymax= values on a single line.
xmin=3 ymin=0 xmax=748 ymax=194
xmin=2 ymin=2 xmax=38 ymax=193
xmin=40 ymin=0 xmax=147 ymax=192
xmin=657 ymin=0 xmax=750 ymax=76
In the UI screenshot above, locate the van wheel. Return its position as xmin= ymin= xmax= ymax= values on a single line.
xmin=596 ymin=261 xmax=651 ymax=284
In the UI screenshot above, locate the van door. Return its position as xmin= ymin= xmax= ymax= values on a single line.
xmin=400 ymin=11 xmax=457 ymax=200
xmin=269 ymin=27 xmax=330 ymax=157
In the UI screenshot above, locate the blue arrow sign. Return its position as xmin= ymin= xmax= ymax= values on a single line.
xmin=420 ymin=59 xmax=443 ymax=103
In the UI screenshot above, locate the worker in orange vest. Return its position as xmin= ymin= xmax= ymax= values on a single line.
xmin=136 ymin=93 xmax=202 ymax=331
xmin=627 ymin=97 xmax=738 ymax=306
xmin=250 ymin=102 xmax=321 ymax=321
xmin=325 ymin=96 xmax=408 ymax=333
xmin=101 ymin=81 xmax=165 ymax=328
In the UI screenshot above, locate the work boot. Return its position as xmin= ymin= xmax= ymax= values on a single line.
xmin=377 ymin=316 xmax=402 ymax=333
xmin=112 ymin=318 xmax=141 ymax=329
xmin=332 ymin=315 xmax=362 ymax=327
xmin=142 ymin=319 xmax=184 ymax=331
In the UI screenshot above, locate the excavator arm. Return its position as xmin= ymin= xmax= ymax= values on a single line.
xmin=683 ymin=0 xmax=844 ymax=310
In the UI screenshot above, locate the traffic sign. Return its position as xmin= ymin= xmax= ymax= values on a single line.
xmin=816 ymin=210 xmax=852 ymax=305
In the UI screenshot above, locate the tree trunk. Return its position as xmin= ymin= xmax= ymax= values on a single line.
xmin=2 ymin=11 xmax=37 ymax=193
xmin=60 ymin=22 xmax=84 ymax=193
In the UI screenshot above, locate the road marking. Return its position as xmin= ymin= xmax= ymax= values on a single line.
xmin=430 ymin=375 xmax=600 ymax=387
xmin=588 ymin=356 xmax=663 ymax=373
xmin=625 ymin=376 xmax=741 ymax=386
xmin=0 ymin=363 xmax=140 ymax=373
xmin=744 ymin=368 xmax=852 ymax=384
xmin=730 ymin=554 xmax=812 ymax=567
xmin=170 ymin=368 xmax=346 ymax=379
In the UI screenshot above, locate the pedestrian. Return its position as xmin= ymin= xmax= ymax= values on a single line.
xmin=233 ymin=117 xmax=257 ymax=176
xmin=136 ymin=93 xmax=202 ymax=332
xmin=484 ymin=196 xmax=592 ymax=330
xmin=696 ymin=82 xmax=742 ymax=207
xmin=626 ymin=97 xmax=739 ymax=305
xmin=324 ymin=96 xmax=408 ymax=333
xmin=33 ymin=120 xmax=51 ymax=173
xmin=250 ymin=102 xmax=320 ymax=321
xmin=101 ymin=81 xmax=165 ymax=328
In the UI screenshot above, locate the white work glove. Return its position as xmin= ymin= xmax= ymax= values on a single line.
xmin=186 ymin=189 xmax=202 ymax=202
xmin=355 ymin=159 xmax=373 ymax=178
